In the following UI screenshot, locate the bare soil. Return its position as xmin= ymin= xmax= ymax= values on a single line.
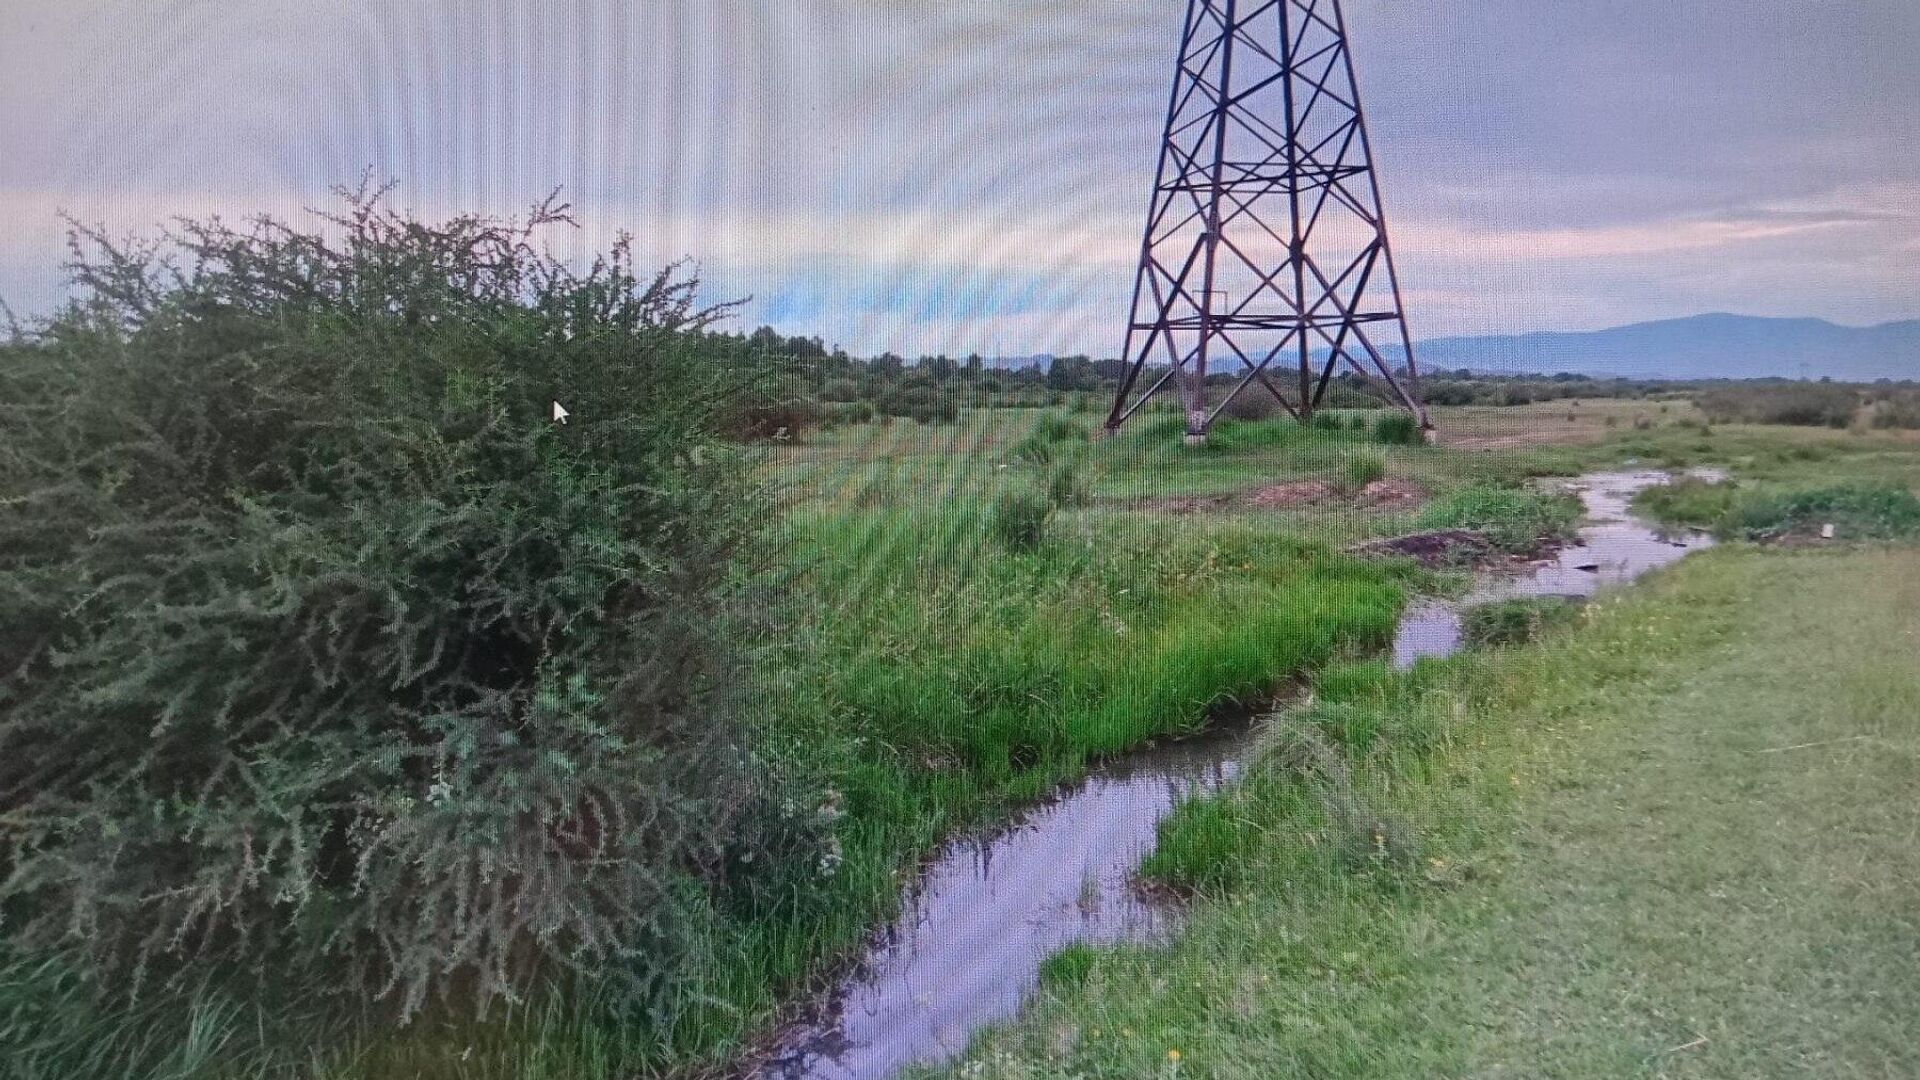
xmin=1140 ymin=479 xmax=1429 ymax=515
xmin=1348 ymin=528 xmax=1498 ymax=568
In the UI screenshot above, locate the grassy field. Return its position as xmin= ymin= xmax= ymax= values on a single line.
xmin=933 ymin=543 xmax=1920 ymax=1078
xmin=14 ymin=396 xmax=1919 ymax=1079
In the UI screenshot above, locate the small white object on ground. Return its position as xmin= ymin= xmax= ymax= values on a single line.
xmin=1822 ymin=523 xmax=1836 ymax=540
xmin=552 ymin=401 xmax=570 ymax=424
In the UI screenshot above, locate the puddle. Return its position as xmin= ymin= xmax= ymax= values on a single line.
xmin=761 ymin=468 xmax=1716 ymax=1080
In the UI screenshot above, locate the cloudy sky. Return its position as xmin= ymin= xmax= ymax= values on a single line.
xmin=4 ymin=1 xmax=1918 ymax=357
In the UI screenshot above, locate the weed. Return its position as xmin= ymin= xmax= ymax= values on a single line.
xmin=1342 ymin=452 xmax=1388 ymax=491
xmin=1046 ymin=458 xmax=1093 ymax=509
xmin=1010 ymin=413 xmax=1088 ymax=465
xmin=1462 ymin=598 xmax=1580 ymax=647
xmin=1698 ymin=383 xmax=1858 ymax=428
xmin=1038 ymin=944 xmax=1099 ymax=990
xmin=1203 ymin=418 xmax=1323 ymax=454
xmin=989 ymin=487 xmax=1054 ymax=551
xmin=1220 ymin=387 xmax=1283 ymax=421
xmin=1371 ymin=413 xmax=1424 ymax=446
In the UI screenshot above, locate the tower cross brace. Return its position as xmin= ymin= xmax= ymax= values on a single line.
xmin=1106 ymin=0 xmax=1430 ymax=438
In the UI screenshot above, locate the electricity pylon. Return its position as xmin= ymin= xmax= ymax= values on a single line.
xmin=1105 ymin=0 xmax=1430 ymax=441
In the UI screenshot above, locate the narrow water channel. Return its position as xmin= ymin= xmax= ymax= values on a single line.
xmin=760 ymin=469 xmax=1714 ymax=1080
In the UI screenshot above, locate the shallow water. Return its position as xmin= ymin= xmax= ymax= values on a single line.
xmin=1391 ymin=470 xmax=1717 ymax=668
xmin=759 ymin=731 xmax=1242 ymax=1079
xmin=761 ymin=469 xmax=1714 ymax=1080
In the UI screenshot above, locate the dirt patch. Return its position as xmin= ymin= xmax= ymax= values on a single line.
xmin=1349 ymin=529 xmax=1499 ymax=568
xmin=1140 ymin=479 xmax=1428 ymax=515
xmin=1358 ymin=479 xmax=1427 ymax=508
xmin=1246 ymin=480 xmax=1336 ymax=508
xmin=1141 ymin=493 xmax=1235 ymax=514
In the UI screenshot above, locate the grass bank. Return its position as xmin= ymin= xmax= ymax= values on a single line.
xmin=938 ymin=545 xmax=1920 ymax=1078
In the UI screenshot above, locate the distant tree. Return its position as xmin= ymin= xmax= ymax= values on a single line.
xmin=1046 ymin=355 xmax=1096 ymax=392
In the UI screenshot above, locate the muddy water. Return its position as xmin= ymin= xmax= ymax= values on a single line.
xmin=761 ymin=469 xmax=1713 ymax=1080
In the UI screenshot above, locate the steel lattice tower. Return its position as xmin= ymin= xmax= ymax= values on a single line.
xmin=1106 ymin=0 xmax=1430 ymax=440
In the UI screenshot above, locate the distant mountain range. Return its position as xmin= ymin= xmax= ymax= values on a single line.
xmin=1412 ymin=314 xmax=1920 ymax=382
xmin=986 ymin=314 xmax=1920 ymax=381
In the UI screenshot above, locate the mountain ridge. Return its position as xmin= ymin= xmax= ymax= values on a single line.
xmin=981 ymin=314 xmax=1920 ymax=381
xmin=1410 ymin=313 xmax=1920 ymax=381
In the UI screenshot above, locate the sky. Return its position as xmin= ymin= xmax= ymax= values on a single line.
xmin=3 ymin=0 xmax=1919 ymax=358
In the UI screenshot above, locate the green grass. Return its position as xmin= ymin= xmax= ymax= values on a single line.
xmin=1636 ymin=478 xmax=1920 ymax=541
xmin=938 ymin=546 xmax=1920 ymax=1079
xmin=27 ymin=404 xmax=1915 ymax=1078
xmin=1341 ymin=450 xmax=1387 ymax=491
xmin=1461 ymin=596 xmax=1582 ymax=647
xmin=1415 ymin=482 xmax=1582 ymax=553
xmin=515 ymin=418 xmax=1415 ymax=1071
xmin=1631 ymin=476 xmax=1744 ymax=529
xmin=1729 ymin=483 xmax=1920 ymax=540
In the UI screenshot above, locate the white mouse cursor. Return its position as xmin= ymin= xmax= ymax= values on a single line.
xmin=551 ymin=401 xmax=570 ymax=425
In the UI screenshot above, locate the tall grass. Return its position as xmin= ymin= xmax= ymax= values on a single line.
xmin=1635 ymin=479 xmax=1920 ymax=541
xmin=1731 ymin=483 xmax=1920 ymax=540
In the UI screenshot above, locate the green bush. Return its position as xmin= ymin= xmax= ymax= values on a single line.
xmin=1370 ymin=412 xmax=1424 ymax=446
xmin=1342 ymin=452 xmax=1387 ymax=491
xmin=1220 ymin=387 xmax=1281 ymax=421
xmin=988 ymin=487 xmax=1053 ymax=551
xmin=1046 ymin=458 xmax=1093 ymax=508
xmin=1010 ymin=412 xmax=1087 ymax=465
xmin=0 ymin=192 xmax=806 ymax=1028
xmin=1038 ymin=944 xmax=1099 ymax=990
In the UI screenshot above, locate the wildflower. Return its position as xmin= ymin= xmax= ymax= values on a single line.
xmin=1167 ymin=1048 xmax=1182 ymax=1062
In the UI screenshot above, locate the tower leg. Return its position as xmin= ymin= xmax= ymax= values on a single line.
xmin=1107 ymin=0 xmax=1429 ymax=438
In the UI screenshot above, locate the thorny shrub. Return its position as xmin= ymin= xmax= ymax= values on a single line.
xmin=0 ymin=184 xmax=817 ymax=1023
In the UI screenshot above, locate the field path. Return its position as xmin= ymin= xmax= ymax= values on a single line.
xmin=1439 ymin=548 xmax=1920 ymax=1077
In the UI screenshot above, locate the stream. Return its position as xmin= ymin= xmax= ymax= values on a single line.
xmin=759 ymin=469 xmax=1714 ymax=1080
